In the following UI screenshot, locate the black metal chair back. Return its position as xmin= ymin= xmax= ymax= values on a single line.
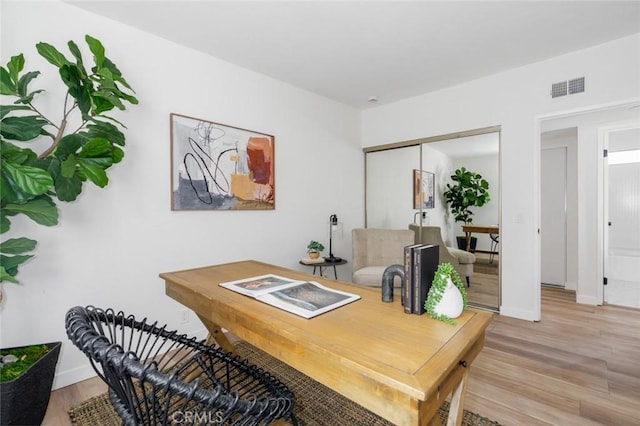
xmin=65 ymin=306 xmax=296 ymax=425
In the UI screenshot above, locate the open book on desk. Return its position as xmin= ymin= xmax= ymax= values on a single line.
xmin=219 ymin=274 xmax=360 ymax=319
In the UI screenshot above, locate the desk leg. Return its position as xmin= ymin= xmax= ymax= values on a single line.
xmin=446 ymin=368 xmax=469 ymax=426
xmin=197 ymin=314 xmax=237 ymax=355
xmin=465 ymin=232 xmax=472 ymax=252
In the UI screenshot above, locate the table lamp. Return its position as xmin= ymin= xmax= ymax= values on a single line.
xmin=324 ymin=214 xmax=342 ymax=263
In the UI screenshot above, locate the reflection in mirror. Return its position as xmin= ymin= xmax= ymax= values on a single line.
xmin=364 ymin=128 xmax=501 ymax=311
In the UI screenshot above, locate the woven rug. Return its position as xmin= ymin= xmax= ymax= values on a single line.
xmin=69 ymin=342 xmax=500 ymax=426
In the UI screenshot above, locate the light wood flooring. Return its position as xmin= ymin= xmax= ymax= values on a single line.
xmin=43 ymin=287 xmax=640 ymax=425
xmin=467 ymin=251 xmax=500 ymax=310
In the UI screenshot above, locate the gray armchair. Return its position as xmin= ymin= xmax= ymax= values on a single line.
xmin=352 ymin=228 xmax=416 ymax=287
xmin=409 ymin=224 xmax=476 ymax=287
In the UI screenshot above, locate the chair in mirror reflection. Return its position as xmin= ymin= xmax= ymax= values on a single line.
xmin=408 ymin=224 xmax=476 ymax=287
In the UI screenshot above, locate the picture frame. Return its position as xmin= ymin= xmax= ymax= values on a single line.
xmin=413 ymin=169 xmax=435 ymax=209
xmin=170 ymin=113 xmax=275 ymax=210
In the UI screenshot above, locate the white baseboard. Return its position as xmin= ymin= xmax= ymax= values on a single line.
xmin=499 ymin=306 xmax=540 ymax=321
xmin=52 ymin=364 xmax=97 ymax=390
xmin=576 ymin=294 xmax=602 ymax=305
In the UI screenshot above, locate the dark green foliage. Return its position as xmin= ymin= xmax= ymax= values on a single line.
xmin=0 ymin=35 xmax=137 ymax=284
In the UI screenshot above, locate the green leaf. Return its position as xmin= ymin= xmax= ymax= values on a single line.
xmin=0 ymin=265 xmax=20 ymax=283
xmin=17 ymin=89 xmax=45 ymax=105
xmin=0 ymin=237 xmax=37 ymax=255
xmin=1 ymin=140 xmax=38 ymax=164
xmin=36 ymin=42 xmax=70 ymax=67
xmin=0 ymin=214 xmax=9 ymax=233
xmin=79 ymin=137 xmax=111 ymax=158
xmin=0 ymin=161 xmax=54 ymax=196
xmin=54 ymin=173 xmax=83 ymax=201
xmin=0 ymin=115 xmax=49 ymax=141
xmin=92 ymin=90 xmax=125 ymax=110
xmin=85 ymin=35 xmax=105 ymax=68
xmin=91 ymin=95 xmax=115 ymax=115
xmin=0 ymin=105 xmax=30 ymax=119
xmin=2 ymin=197 xmax=59 ymax=226
xmin=0 ymin=67 xmax=16 ymax=95
xmin=77 ymin=160 xmax=108 ymax=187
xmin=16 ymin=70 xmax=41 ymax=98
xmin=60 ymin=154 xmax=77 ymax=178
xmin=112 ymin=146 xmax=124 ymax=163
xmin=7 ymin=54 xmax=25 ymax=84
xmin=1 ymin=254 xmax=34 ymax=280
xmin=67 ymin=40 xmax=87 ymax=78
xmin=55 ymin=134 xmax=83 ymax=160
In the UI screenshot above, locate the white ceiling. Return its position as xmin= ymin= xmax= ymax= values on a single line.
xmin=67 ymin=1 xmax=640 ymax=110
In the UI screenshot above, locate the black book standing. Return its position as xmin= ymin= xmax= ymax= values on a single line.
xmin=411 ymin=244 xmax=439 ymax=315
xmin=403 ymin=244 xmax=422 ymax=313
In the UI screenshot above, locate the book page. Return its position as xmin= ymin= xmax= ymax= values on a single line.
xmin=219 ymin=274 xmax=302 ymax=297
xmin=257 ymin=281 xmax=361 ymax=319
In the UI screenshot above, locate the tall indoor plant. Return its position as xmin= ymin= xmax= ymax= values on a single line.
xmin=442 ymin=167 xmax=490 ymax=251
xmin=0 ymin=35 xmax=137 ymax=425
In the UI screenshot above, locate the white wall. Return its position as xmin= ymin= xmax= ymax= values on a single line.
xmin=362 ymin=33 xmax=640 ymax=320
xmin=0 ymin=1 xmax=362 ymax=388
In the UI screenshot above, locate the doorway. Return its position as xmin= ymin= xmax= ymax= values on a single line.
xmin=538 ymin=101 xmax=640 ymax=308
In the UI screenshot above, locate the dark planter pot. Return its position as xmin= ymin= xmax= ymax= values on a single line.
xmin=456 ymin=236 xmax=478 ymax=253
xmin=0 ymin=341 xmax=61 ymax=426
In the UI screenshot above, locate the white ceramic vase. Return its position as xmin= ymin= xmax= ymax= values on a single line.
xmin=433 ymin=276 xmax=463 ymax=319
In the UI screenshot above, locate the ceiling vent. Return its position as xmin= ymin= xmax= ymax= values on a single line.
xmin=551 ymin=81 xmax=567 ymax=98
xmin=568 ymin=77 xmax=585 ymax=94
xmin=551 ymin=77 xmax=585 ymax=98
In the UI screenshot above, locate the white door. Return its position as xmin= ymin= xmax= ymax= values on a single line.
xmin=604 ymin=128 xmax=640 ymax=307
xmin=541 ymin=147 xmax=567 ymax=286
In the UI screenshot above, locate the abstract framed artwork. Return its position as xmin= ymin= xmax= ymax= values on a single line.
xmin=170 ymin=113 xmax=275 ymax=210
xmin=413 ymin=169 xmax=435 ymax=209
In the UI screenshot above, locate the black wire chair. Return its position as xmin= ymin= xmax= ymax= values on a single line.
xmin=65 ymin=306 xmax=297 ymax=426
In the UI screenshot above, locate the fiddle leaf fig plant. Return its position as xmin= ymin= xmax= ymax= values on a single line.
xmin=442 ymin=167 xmax=490 ymax=224
xmin=0 ymin=35 xmax=138 ymax=289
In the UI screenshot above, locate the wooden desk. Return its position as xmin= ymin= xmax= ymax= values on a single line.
xmin=461 ymin=225 xmax=499 ymax=251
xmin=161 ymin=260 xmax=493 ymax=426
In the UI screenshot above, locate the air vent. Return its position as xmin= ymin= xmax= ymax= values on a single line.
xmin=551 ymin=77 xmax=585 ymax=98
xmin=568 ymin=77 xmax=585 ymax=94
xmin=551 ymin=81 xmax=567 ymax=98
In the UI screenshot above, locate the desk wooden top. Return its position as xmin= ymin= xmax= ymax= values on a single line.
xmin=462 ymin=224 xmax=499 ymax=234
xmin=161 ymin=260 xmax=493 ymax=424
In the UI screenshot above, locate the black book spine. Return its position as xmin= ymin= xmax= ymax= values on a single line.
xmin=414 ymin=245 xmax=440 ymax=315
xmin=413 ymin=246 xmax=421 ymax=314
xmin=403 ymin=245 xmax=414 ymax=313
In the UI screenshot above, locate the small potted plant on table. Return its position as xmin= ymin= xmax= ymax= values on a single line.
xmin=306 ymin=240 xmax=325 ymax=259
